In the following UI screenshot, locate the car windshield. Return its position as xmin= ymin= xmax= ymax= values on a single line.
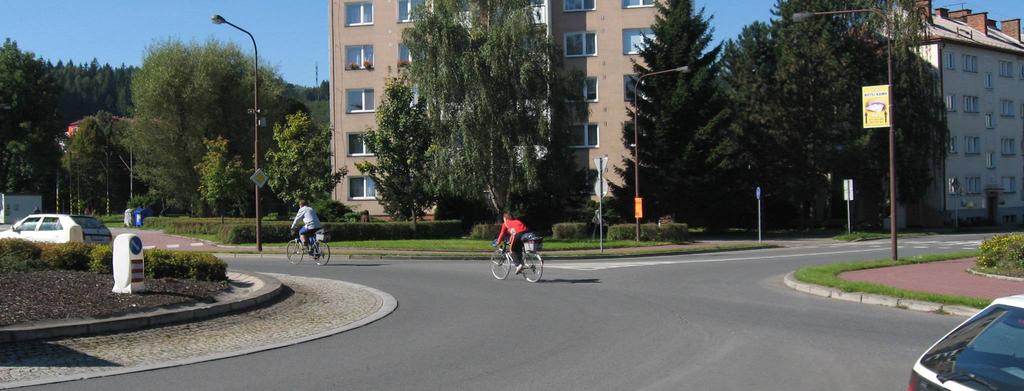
xmin=920 ymin=304 xmax=1024 ymax=390
xmin=71 ymin=216 xmax=105 ymax=229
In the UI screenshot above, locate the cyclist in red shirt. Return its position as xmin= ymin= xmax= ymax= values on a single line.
xmin=495 ymin=212 xmax=530 ymax=274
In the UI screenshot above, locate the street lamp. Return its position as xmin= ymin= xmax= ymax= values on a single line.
xmin=212 ymin=14 xmax=263 ymax=252
xmin=793 ymin=8 xmax=899 ymax=260
xmin=632 ymin=65 xmax=690 ymax=241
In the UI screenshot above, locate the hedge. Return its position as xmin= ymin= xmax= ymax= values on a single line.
xmin=0 ymin=239 xmax=43 ymax=260
xmin=217 ymin=220 xmax=464 ymax=244
xmin=607 ymin=223 xmax=689 ymax=243
xmin=470 ymin=223 xmax=501 ymax=240
xmin=552 ymin=223 xmax=589 ymax=240
xmin=88 ymin=245 xmax=113 ymax=274
xmin=40 ymin=242 xmax=93 ymax=271
xmin=0 ymin=255 xmax=49 ymax=273
xmin=978 ymin=233 xmax=1024 ymax=270
xmin=144 ymin=249 xmax=227 ymax=282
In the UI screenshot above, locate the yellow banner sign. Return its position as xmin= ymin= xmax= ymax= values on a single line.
xmin=862 ymin=85 xmax=891 ymax=129
xmin=634 ymin=197 xmax=644 ymax=219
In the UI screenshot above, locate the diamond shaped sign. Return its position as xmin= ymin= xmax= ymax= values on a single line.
xmin=250 ymin=169 xmax=269 ymax=188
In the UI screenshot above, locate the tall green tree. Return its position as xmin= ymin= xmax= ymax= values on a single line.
xmin=128 ymin=39 xmax=284 ymax=211
xmin=195 ymin=137 xmax=248 ymax=218
xmin=0 ymin=39 xmax=62 ymax=203
xmin=403 ymin=0 xmax=586 ymax=215
xmin=356 ymin=75 xmax=433 ymax=221
xmin=608 ymin=0 xmax=729 ymax=228
xmin=265 ymin=112 xmax=345 ymax=205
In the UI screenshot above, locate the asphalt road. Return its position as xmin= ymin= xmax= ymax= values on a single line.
xmin=24 ymin=233 xmax=997 ymax=391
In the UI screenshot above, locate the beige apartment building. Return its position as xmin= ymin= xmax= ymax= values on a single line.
xmin=329 ymin=0 xmax=659 ymax=216
xmin=914 ymin=3 xmax=1024 ymax=226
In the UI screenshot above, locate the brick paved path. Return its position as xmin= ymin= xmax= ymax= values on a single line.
xmin=840 ymin=258 xmax=1024 ymax=300
xmin=0 ymin=275 xmax=381 ymax=387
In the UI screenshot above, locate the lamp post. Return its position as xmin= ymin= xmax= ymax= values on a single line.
xmin=632 ymin=66 xmax=690 ymax=241
xmin=212 ymin=14 xmax=263 ymax=252
xmin=793 ymin=8 xmax=898 ymax=260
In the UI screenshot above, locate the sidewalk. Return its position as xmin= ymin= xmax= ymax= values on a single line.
xmin=840 ymin=258 xmax=1024 ymax=300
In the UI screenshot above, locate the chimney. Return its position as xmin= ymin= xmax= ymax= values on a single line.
xmin=987 ymin=19 xmax=998 ymax=30
xmin=935 ymin=8 xmax=949 ymax=19
xmin=949 ymin=9 xmax=972 ymax=20
xmin=966 ymin=12 xmax=989 ymax=35
xmin=1003 ymin=19 xmax=1021 ymax=42
xmin=916 ymin=0 xmax=932 ymax=23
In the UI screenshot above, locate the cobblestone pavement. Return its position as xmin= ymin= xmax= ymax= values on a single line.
xmin=0 ymin=275 xmax=384 ymax=387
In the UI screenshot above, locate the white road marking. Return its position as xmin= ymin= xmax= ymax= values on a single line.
xmin=166 ymin=244 xmax=180 ymax=249
xmin=143 ymin=246 xmax=155 ymax=250
xmin=190 ymin=243 xmax=204 ymax=247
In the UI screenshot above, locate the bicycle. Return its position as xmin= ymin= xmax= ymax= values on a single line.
xmin=490 ymin=239 xmax=543 ymax=282
xmin=286 ymin=229 xmax=331 ymax=266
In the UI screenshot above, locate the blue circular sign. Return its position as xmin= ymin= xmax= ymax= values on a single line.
xmin=130 ymin=236 xmax=143 ymax=255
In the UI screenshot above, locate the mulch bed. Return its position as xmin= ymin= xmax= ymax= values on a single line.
xmin=0 ymin=270 xmax=228 ymax=327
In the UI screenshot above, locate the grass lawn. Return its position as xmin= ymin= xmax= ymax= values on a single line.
xmin=793 ymin=250 xmax=990 ymax=309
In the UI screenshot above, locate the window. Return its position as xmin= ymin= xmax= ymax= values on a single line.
xmin=999 ymin=61 xmax=1014 ymax=77
xmin=1004 ymin=177 xmax=1017 ymax=193
xmin=949 ymin=136 xmax=958 ymax=153
xmin=984 ymin=72 xmax=993 ymax=89
xmin=398 ymin=0 xmax=423 ymax=22
xmin=943 ymin=51 xmax=955 ymax=69
xmin=967 ymin=176 xmax=982 ymax=194
xmin=985 ymin=113 xmax=995 ymax=129
xmin=348 ymin=133 xmax=373 ymax=156
xmin=963 ymin=95 xmax=979 ymax=113
xmin=349 ymin=177 xmax=377 ymax=199
xmin=345 ymin=2 xmax=373 ymax=26
xmin=963 ymin=54 xmax=977 ymax=72
xmin=346 ymin=89 xmax=375 ymax=113
xmin=623 ymin=28 xmax=655 ymax=54
xmin=564 ymin=0 xmax=595 ymax=11
xmin=39 ymin=217 xmax=62 ymax=231
xmin=965 ymin=136 xmax=980 ymax=154
xmin=565 ymin=32 xmax=597 ymax=57
xmin=571 ymin=124 xmax=599 ymax=148
xmin=624 ymin=75 xmax=639 ymax=101
xmin=1001 ymin=100 xmax=1015 ymax=117
xmin=583 ymin=77 xmax=598 ymax=101
xmin=345 ymin=45 xmax=374 ymax=69
xmin=623 ymin=0 xmax=654 ymax=7
xmin=1002 ymin=138 xmax=1016 ymax=155
xmin=945 ymin=94 xmax=957 ymax=112
xmin=987 ymin=152 xmax=995 ymax=169
xmin=17 ymin=217 xmax=40 ymax=231
xmin=1021 ymin=64 xmax=1024 ymax=79
xmin=398 ymin=44 xmax=412 ymax=66
xmin=530 ymin=0 xmax=547 ymax=24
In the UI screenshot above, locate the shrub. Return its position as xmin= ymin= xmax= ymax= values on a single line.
xmin=0 ymin=255 xmax=49 ymax=273
xmin=89 ymin=245 xmax=114 ymax=274
xmin=608 ymin=224 xmax=657 ymax=241
xmin=165 ymin=220 xmax=224 ymax=235
xmin=39 ymin=242 xmax=93 ymax=271
xmin=658 ymin=223 xmax=690 ymax=243
xmin=216 ymin=220 xmax=464 ymax=243
xmin=470 ymin=223 xmax=501 ymax=240
xmin=311 ymin=199 xmax=354 ymax=222
xmin=0 ymin=239 xmax=43 ymax=260
xmin=552 ymin=222 xmax=589 ymax=240
xmin=978 ymin=233 xmax=1024 ymax=270
xmin=144 ymin=249 xmax=227 ymax=282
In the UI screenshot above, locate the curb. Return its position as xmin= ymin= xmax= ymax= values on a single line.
xmin=0 ymin=271 xmax=283 ymax=343
xmin=782 ymin=272 xmax=980 ymax=318
xmin=967 ymin=268 xmax=1024 ymax=282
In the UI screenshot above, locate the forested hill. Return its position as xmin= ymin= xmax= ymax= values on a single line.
xmin=48 ymin=59 xmax=135 ymax=124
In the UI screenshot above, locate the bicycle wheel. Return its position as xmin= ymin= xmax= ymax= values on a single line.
xmin=490 ymin=249 xmax=511 ymax=280
xmin=286 ymin=239 xmax=304 ymax=264
xmin=522 ymin=252 xmax=543 ymax=282
xmin=315 ymin=242 xmax=331 ymax=266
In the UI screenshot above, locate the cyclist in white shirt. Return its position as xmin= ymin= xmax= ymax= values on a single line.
xmin=290 ymin=200 xmax=322 ymax=252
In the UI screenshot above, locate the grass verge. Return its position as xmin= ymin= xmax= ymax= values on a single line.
xmin=831 ymin=231 xmax=935 ymax=241
xmin=793 ymin=250 xmax=990 ymax=309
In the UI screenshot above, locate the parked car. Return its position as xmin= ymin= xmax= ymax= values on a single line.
xmin=910 ymin=295 xmax=1024 ymax=390
xmin=0 ymin=214 xmax=112 ymax=244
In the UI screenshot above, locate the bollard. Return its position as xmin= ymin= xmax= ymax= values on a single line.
xmin=112 ymin=234 xmax=146 ymax=294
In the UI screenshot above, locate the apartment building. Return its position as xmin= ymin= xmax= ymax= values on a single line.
xmin=328 ymin=0 xmax=659 ymax=215
xmin=915 ymin=3 xmax=1024 ymax=226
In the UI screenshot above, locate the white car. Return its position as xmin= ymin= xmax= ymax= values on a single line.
xmin=910 ymin=295 xmax=1024 ymax=390
xmin=0 ymin=214 xmax=112 ymax=244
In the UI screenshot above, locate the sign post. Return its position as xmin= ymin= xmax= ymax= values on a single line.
xmin=950 ymin=178 xmax=961 ymax=232
xmin=755 ymin=186 xmax=762 ymax=243
xmin=593 ymin=156 xmax=608 ymax=252
xmin=843 ymin=179 xmax=854 ymax=234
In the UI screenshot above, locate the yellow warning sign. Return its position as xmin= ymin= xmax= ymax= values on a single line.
xmin=862 ymin=85 xmax=891 ymax=129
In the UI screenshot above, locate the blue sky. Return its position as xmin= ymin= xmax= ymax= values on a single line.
xmin=1 ymin=1 xmax=1019 ymax=87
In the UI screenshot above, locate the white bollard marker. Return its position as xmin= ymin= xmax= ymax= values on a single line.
xmin=112 ymin=234 xmax=146 ymax=294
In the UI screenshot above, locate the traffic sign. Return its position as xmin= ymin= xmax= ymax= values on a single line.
xmin=843 ymin=179 xmax=854 ymax=201
xmin=250 ymin=169 xmax=269 ymax=188
xmin=755 ymin=186 xmax=762 ymax=200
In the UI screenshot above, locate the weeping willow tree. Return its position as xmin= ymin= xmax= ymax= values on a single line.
xmin=402 ymin=0 xmax=586 ymax=215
